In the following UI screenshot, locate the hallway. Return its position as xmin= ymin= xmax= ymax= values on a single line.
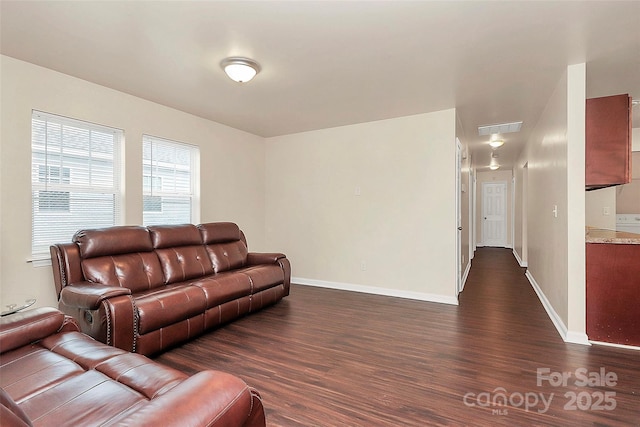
xmin=157 ymin=248 xmax=640 ymax=426
xmin=457 ymin=247 xmax=639 ymax=425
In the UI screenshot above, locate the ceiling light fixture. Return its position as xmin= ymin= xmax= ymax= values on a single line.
xmin=489 ymin=152 xmax=499 ymax=170
xmin=220 ymin=57 xmax=261 ymax=83
xmin=489 ymin=139 xmax=505 ymax=148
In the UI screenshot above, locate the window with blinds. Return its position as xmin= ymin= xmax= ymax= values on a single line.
xmin=31 ymin=111 xmax=123 ymax=260
xmin=142 ymin=135 xmax=199 ymax=226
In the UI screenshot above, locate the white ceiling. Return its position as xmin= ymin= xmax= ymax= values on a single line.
xmin=1 ymin=1 xmax=639 ymax=171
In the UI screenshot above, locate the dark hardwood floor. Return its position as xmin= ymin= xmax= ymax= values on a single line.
xmin=155 ymin=248 xmax=639 ymax=426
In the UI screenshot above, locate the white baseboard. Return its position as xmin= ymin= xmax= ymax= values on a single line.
xmin=589 ymin=340 xmax=640 ymax=351
xmin=565 ymin=331 xmax=591 ymax=346
xmin=525 ymin=270 xmax=590 ymax=346
xmin=512 ymin=249 xmax=528 ymax=268
xmin=292 ymin=277 xmax=459 ymax=306
xmin=460 ymin=261 xmax=471 ymax=292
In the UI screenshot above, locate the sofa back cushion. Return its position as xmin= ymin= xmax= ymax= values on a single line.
xmin=81 ymin=252 xmax=165 ymax=292
xmin=198 ymin=223 xmax=248 ymax=273
xmin=74 ymin=226 xmax=166 ymax=292
xmin=149 ymin=225 xmax=214 ymax=284
xmin=74 ymin=226 xmax=153 ymax=259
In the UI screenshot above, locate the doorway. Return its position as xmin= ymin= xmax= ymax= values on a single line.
xmin=456 ymin=139 xmax=462 ymax=295
xmin=481 ymin=181 xmax=507 ymax=247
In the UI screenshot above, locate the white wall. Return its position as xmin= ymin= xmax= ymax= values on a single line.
xmin=0 ymin=55 xmax=266 ymax=310
xmin=566 ymin=63 xmax=586 ymax=341
xmin=585 ymin=187 xmax=616 ymax=229
xmin=522 ymin=68 xmax=569 ymax=325
xmin=518 ymin=63 xmax=587 ymax=343
xmin=616 ymin=152 xmax=640 ymax=215
xmin=265 ymin=110 xmax=458 ymax=303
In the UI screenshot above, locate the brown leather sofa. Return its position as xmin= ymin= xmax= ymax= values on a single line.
xmin=0 ymin=307 xmax=265 ymax=427
xmin=50 ymin=222 xmax=290 ymax=355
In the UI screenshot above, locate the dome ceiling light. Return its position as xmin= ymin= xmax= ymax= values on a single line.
xmin=489 ymin=152 xmax=500 ymax=170
xmin=220 ymin=57 xmax=261 ymax=83
xmin=489 ymin=135 xmax=505 ymax=148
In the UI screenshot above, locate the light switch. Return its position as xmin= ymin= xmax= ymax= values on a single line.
xmin=553 ymin=205 xmax=558 ymax=218
xmin=603 ymin=207 xmax=610 ymax=216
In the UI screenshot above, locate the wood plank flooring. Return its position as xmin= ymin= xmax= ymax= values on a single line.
xmin=155 ymin=248 xmax=640 ymax=426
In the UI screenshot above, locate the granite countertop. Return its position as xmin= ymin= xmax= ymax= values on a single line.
xmin=586 ymin=228 xmax=640 ymax=244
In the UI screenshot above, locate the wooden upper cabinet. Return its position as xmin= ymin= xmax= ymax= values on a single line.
xmin=586 ymin=94 xmax=632 ymax=190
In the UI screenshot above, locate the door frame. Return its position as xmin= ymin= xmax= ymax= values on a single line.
xmin=456 ymin=138 xmax=462 ymax=296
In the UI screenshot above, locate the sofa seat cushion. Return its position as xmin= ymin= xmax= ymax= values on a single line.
xmin=135 ymin=285 xmax=206 ymax=334
xmin=94 ymin=352 xmax=185 ymax=399
xmin=0 ymin=334 xmax=186 ymax=421
xmin=239 ymin=265 xmax=285 ymax=292
xmin=191 ymin=272 xmax=252 ymax=308
xmin=18 ymin=370 xmax=149 ymax=426
xmin=0 ymin=346 xmax=85 ymax=401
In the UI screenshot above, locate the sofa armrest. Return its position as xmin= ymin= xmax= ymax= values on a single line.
xmin=0 ymin=307 xmax=67 ymax=354
xmin=59 ymin=282 xmax=131 ymax=310
xmin=115 ymin=371 xmax=265 ymax=427
xmin=59 ymin=293 xmax=137 ymax=352
xmin=246 ymin=252 xmax=286 ymax=265
xmin=1 ymin=388 xmax=32 ymax=427
xmin=247 ymin=253 xmax=291 ymax=296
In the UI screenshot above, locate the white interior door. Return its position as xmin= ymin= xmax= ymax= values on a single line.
xmin=482 ymin=181 xmax=507 ymax=247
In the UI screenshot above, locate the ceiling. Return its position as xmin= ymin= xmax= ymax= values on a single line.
xmin=1 ymin=1 xmax=639 ymax=171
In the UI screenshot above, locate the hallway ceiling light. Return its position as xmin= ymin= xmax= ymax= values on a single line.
xmin=478 ymin=121 xmax=523 ymax=136
xmin=220 ymin=57 xmax=261 ymax=83
xmin=489 ymin=139 xmax=505 ymax=148
xmin=489 ymin=151 xmax=499 ymax=170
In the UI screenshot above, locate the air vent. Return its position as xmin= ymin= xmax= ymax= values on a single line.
xmin=478 ymin=121 xmax=523 ymax=136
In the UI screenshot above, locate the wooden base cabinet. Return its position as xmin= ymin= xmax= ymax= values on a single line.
xmin=586 ymin=242 xmax=640 ymax=346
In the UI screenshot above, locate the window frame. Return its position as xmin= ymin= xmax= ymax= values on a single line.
xmin=142 ymin=135 xmax=200 ymax=226
xmin=30 ymin=110 xmax=123 ymax=265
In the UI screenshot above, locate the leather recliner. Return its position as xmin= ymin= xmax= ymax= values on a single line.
xmin=0 ymin=307 xmax=266 ymax=427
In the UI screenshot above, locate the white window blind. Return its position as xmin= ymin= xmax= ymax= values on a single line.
xmin=142 ymin=135 xmax=199 ymax=226
xmin=31 ymin=111 xmax=122 ymax=259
